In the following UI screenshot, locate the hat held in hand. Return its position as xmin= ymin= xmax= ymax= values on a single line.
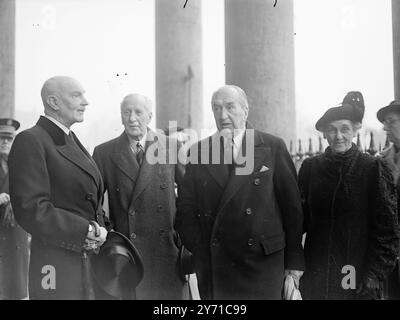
xmin=90 ymin=231 xmax=144 ymax=299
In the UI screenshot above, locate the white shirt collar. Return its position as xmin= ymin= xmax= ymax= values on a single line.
xmin=232 ymin=128 xmax=246 ymax=149
xmin=128 ymin=129 xmax=148 ymax=151
xmin=45 ymin=115 xmax=70 ymax=135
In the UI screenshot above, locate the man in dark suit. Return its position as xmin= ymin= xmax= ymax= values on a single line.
xmin=0 ymin=118 xmax=29 ymax=300
xmin=175 ymin=85 xmax=305 ymax=300
xmin=93 ymin=94 xmax=186 ymax=299
xmin=8 ymin=76 xmax=108 ymax=299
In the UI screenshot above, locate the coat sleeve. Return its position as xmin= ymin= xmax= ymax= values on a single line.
xmin=298 ymin=158 xmax=312 ymax=234
xmin=175 ymin=155 xmax=202 ymax=253
xmin=364 ymin=158 xmax=400 ymax=282
xmin=273 ymin=138 xmax=305 ymax=271
xmin=92 ymin=146 xmax=113 ymax=231
xmin=8 ymin=131 xmax=89 ymax=252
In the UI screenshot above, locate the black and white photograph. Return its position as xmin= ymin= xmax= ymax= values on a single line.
xmin=1 ymin=0 xmax=400 ymax=308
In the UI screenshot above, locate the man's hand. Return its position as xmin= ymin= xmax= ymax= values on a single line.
xmin=283 ymin=270 xmax=304 ymax=300
xmin=356 ymin=276 xmax=382 ymax=300
xmin=1 ymin=204 xmax=16 ymax=228
xmin=84 ymin=221 xmax=108 ymax=251
xmin=0 ymin=193 xmax=10 ymax=206
xmin=284 ymin=269 xmax=304 ymax=288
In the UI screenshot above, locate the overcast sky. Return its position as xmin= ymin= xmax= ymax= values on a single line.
xmin=14 ymin=0 xmax=394 ymax=152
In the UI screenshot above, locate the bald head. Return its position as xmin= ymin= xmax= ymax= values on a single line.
xmin=41 ymin=76 xmax=88 ymax=128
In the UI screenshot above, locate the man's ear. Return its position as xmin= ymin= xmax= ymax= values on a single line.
xmin=46 ymin=95 xmax=59 ymax=111
xmin=148 ymin=111 xmax=153 ymax=122
xmin=322 ymin=132 xmax=327 ymax=139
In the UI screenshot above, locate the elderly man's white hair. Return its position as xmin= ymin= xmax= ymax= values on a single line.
xmin=120 ymin=93 xmax=153 ymax=113
xmin=211 ymin=85 xmax=249 ymax=111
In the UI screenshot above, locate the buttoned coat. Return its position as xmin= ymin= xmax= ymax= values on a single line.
xmin=8 ymin=116 xmax=105 ymax=299
xmin=93 ymin=130 xmax=185 ymax=299
xmin=0 ymin=165 xmax=29 ymax=299
xmin=175 ymin=129 xmax=305 ymax=300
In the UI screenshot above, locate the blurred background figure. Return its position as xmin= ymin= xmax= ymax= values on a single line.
xmin=377 ymin=100 xmax=400 ymax=299
xmin=0 ymin=118 xmax=29 ymax=300
xmin=299 ymin=92 xmax=399 ymax=300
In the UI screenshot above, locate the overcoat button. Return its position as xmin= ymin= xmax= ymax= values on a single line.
xmin=245 ymin=208 xmax=252 ymax=215
xmin=128 ymin=209 xmax=135 ymax=216
xmin=157 ymin=205 xmax=163 ymax=212
xmin=247 ymin=238 xmax=255 ymax=246
xmin=211 ymin=238 xmax=219 ymax=246
xmin=160 ymin=183 xmax=167 ymax=189
xmin=130 ymin=232 xmax=137 ymax=240
xmin=85 ymin=193 xmax=94 ymax=200
xmin=254 ymin=178 xmax=260 ymax=186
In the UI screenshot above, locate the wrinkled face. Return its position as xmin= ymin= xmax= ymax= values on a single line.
xmin=121 ymin=97 xmax=152 ymax=140
xmin=0 ymin=135 xmax=13 ymax=156
xmin=323 ymin=120 xmax=356 ymax=154
xmin=382 ymin=111 xmax=400 ymax=146
xmin=212 ymin=88 xmax=248 ymax=136
xmin=56 ymin=79 xmax=88 ymax=127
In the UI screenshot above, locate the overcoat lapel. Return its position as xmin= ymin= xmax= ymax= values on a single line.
xmin=212 ymin=130 xmax=270 ymax=233
xmin=204 ymin=134 xmax=229 ymax=189
xmin=36 ymin=116 xmax=102 ymax=190
xmin=110 ymin=133 xmax=140 ymax=183
xmin=130 ymin=130 xmax=163 ymax=206
xmin=57 ymin=144 xmax=101 ymax=189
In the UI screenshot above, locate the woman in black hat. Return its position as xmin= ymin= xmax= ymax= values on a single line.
xmin=298 ymin=92 xmax=399 ymax=300
xmin=377 ymin=100 xmax=400 ymax=299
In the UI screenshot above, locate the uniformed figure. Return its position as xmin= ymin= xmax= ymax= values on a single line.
xmin=8 ymin=76 xmax=108 ymax=299
xmin=0 ymin=118 xmax=29 ymax=300
xmin=93 ymin=94 xmax=186 ymax=299
xmin=175 ymin=85 xmax=305 ymax=300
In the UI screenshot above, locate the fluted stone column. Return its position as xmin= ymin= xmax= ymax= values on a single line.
xmin=0 ymin=0 xmax=15 ymax=118
xmin=393 ymin=0 xmax=400 ymax=100
xmin=155 ymin=0 xmax=203 ymax=134
xmin=225 ymin=0 xmax=296 ymax=144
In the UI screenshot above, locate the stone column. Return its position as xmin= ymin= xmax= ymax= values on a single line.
xmin=393 ymin=0 xmax=400 ymax=100
xmin=0 ymin=0 xmax=15 ymax=118
xmin=225 ymin=0 xmax=296 ymax=145
xmin=155 ymin=0 xmax=203 ymax=134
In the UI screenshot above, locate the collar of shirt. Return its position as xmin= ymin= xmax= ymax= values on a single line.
xmin=128 ymin=129 xmax=147 ymax=152
xmin=232 ymin=128 xmax=245 ymax=159
xmin=45 ymin=115 xmax=70 ymax=135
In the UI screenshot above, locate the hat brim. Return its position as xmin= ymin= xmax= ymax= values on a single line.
xmin=91 ymin=231 xmax=144 ymax=299
xmin=377 ymin=103 xmax=400 ymax=123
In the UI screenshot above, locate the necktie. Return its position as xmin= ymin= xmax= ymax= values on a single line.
xmin=136 ymin=142 xmax=144 ymax=166
xmin=223 ymin=138 xmax=235 ymax=173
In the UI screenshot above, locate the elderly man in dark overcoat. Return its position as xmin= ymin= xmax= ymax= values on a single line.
xmin=0 ymin=118 xmax=29 ymax=300
xmin=175 ymin=85 xmax=305 ymax=300
xmin=8 ymin=76 xmax=108 ymax=299
xmin=93 ymin=93 xmax=186 ymax=299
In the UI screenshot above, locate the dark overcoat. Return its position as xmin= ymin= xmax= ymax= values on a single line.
xmin=0 ymin=165 xmax=29 ymax=299
xmin=93 ymin=130 xmax=185 ymax=299
xmin=298 ymin=144 xmax=399 ymax=300
xmin=175 ymin=129 xmax=305 ymax=300
xmin=8 ymin=116 xmax=105 ymax=299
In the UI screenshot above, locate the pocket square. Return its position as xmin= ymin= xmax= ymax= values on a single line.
xmin=259 ymin=165 xmax=269 ymax=172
